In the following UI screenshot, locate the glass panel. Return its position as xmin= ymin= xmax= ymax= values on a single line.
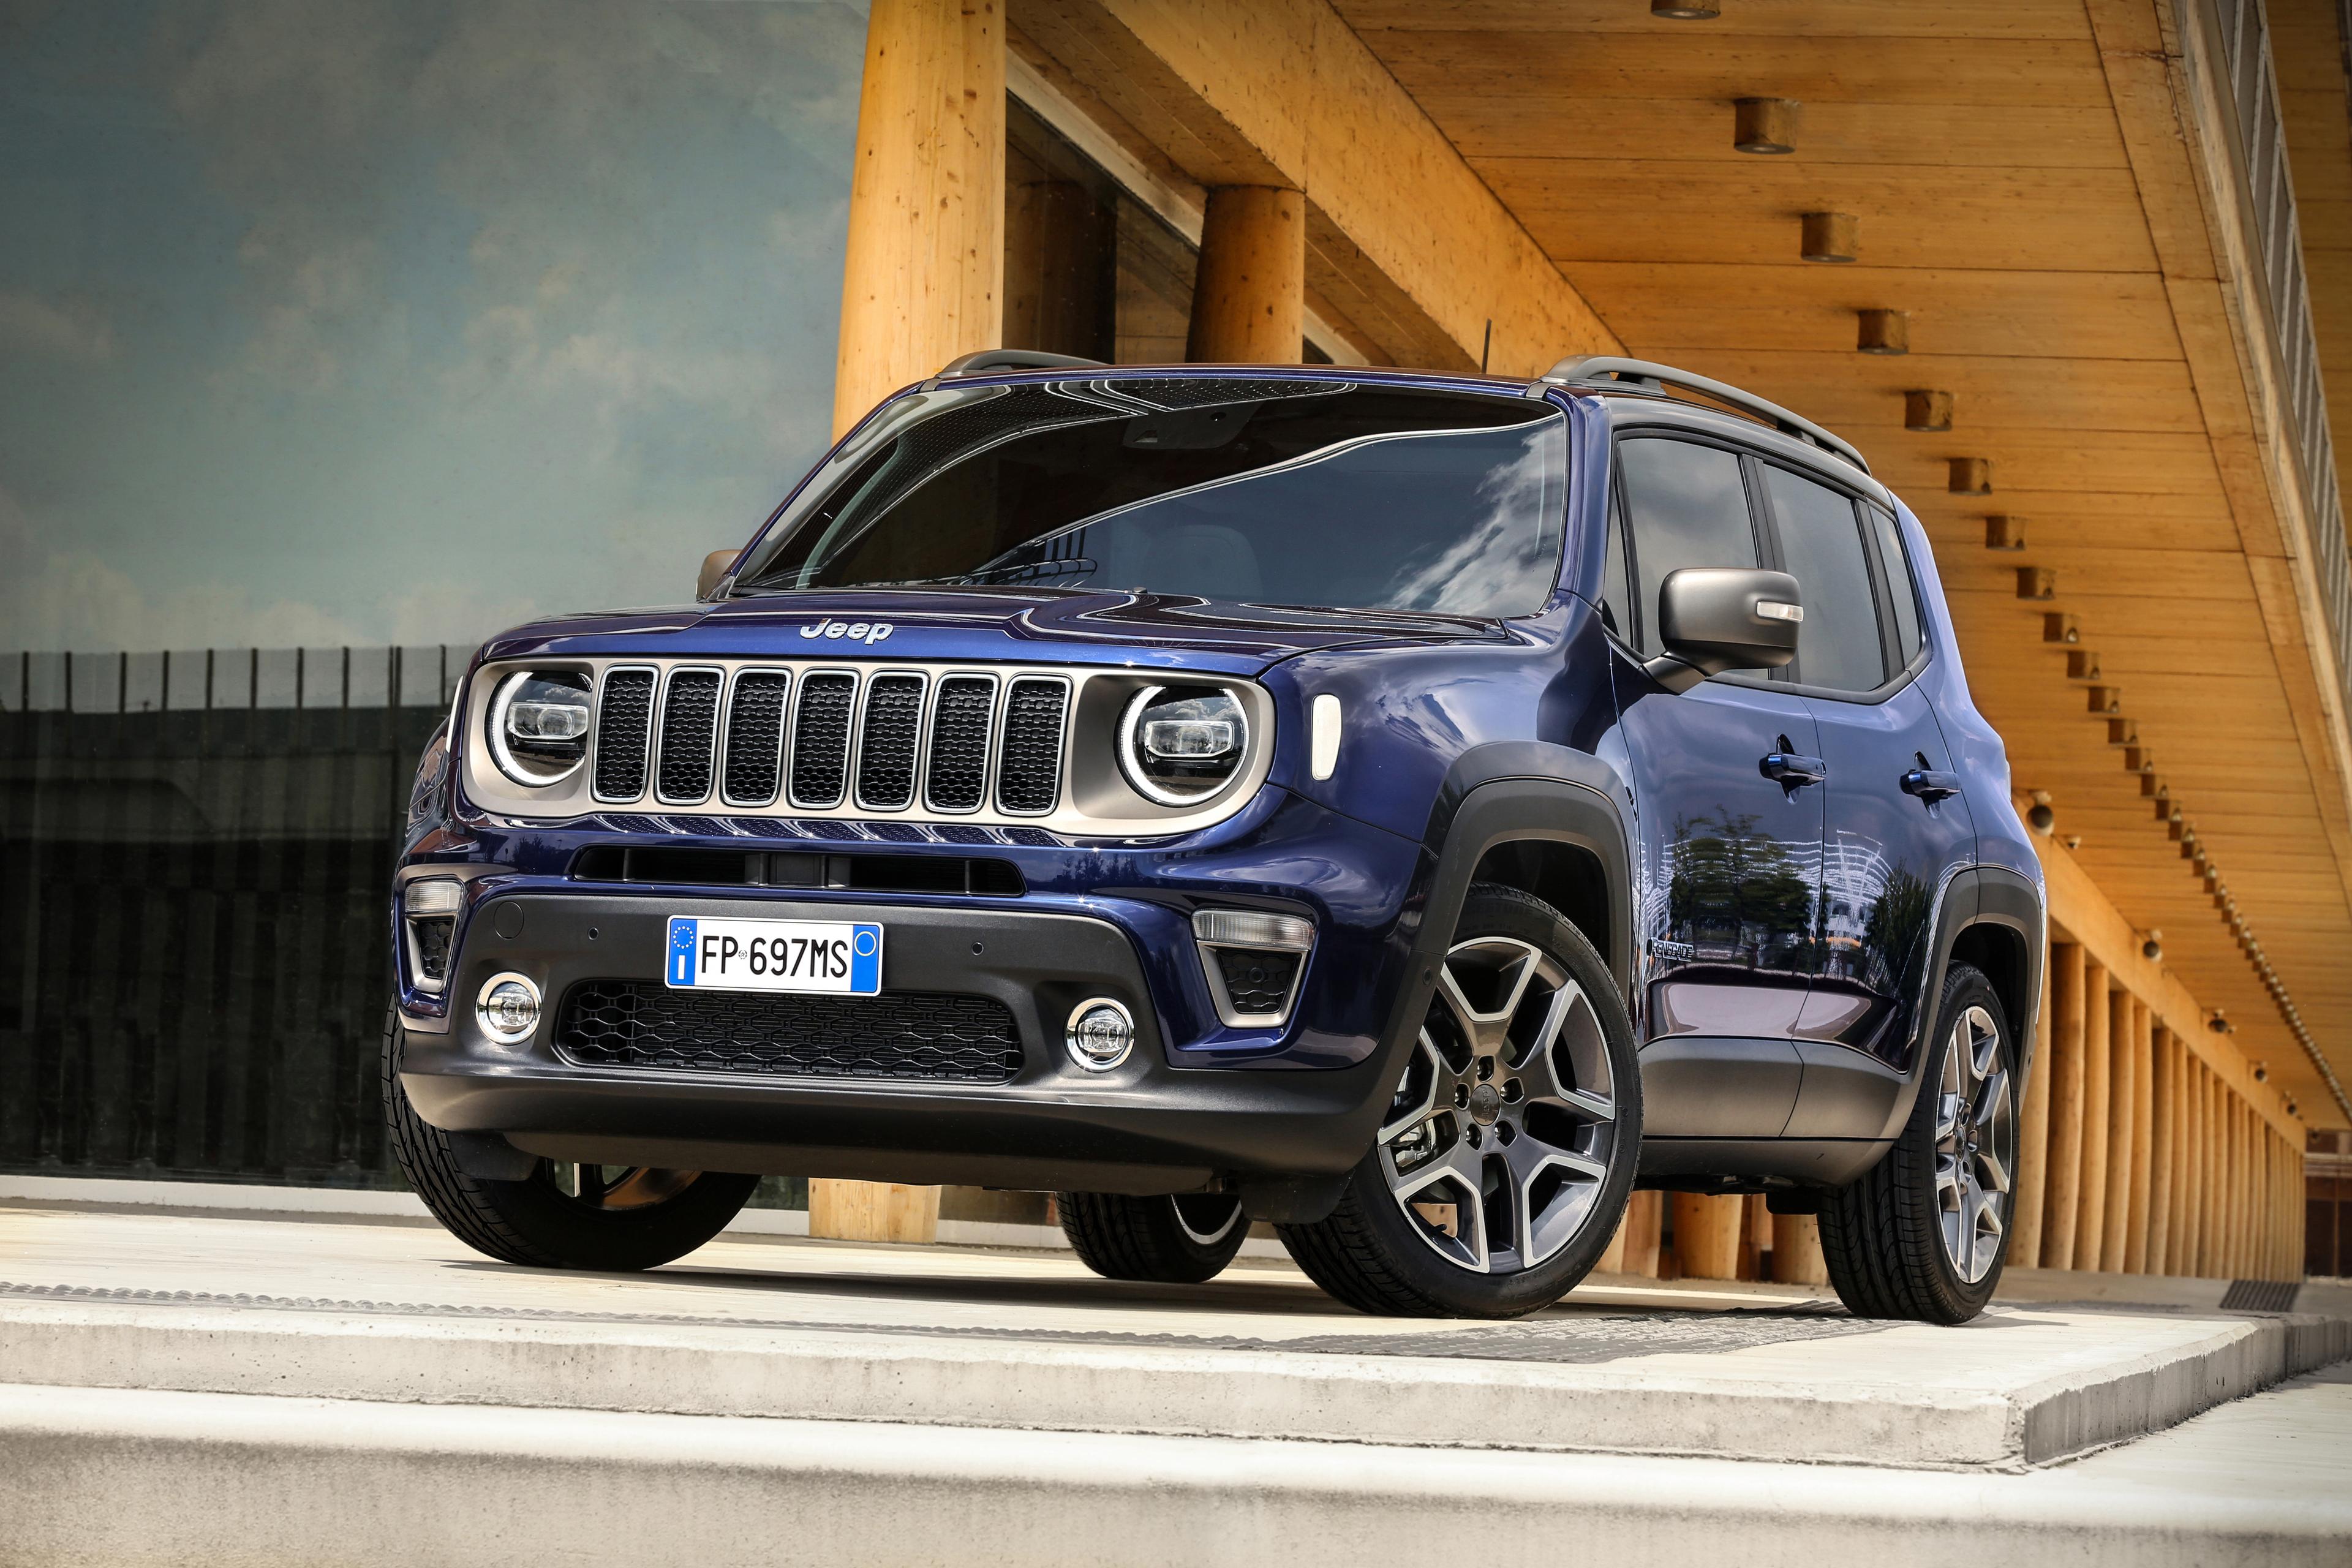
xmin=747 ymin=384 xmax=1567 ymax=617
xmin=1868 ymin=505 xmax=1924 ymax=660
xmin=1765 ymin=465 xmax=1884 ymax=693
xmin=1617 ymin=438 xmax=1757 ymax=657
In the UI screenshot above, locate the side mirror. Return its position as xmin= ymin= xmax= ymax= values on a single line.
xmin=1646 ymin=567 xmax=1802 ymax=693
xmin=696 ymin=548 xmax=739 ymax=603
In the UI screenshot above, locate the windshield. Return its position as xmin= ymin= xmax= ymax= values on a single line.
xmin=740 ymin=379 xmax=1568 ymax=617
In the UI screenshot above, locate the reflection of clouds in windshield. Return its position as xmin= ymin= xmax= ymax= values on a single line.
xmin=1381 ymin=429 xmax=1560 ymax=613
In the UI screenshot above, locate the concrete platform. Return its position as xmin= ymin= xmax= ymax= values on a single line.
xmin=1 ymin=1202 xmax=2344 ymax=1472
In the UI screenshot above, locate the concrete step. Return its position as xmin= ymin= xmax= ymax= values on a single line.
xmin=6 ymin=1371 xmax=2349 ymax=1568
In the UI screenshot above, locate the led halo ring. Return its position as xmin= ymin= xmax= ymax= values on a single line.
xmin=486 ymin=667 xmax=592 ymax=788
xmin=1117 ymin=684 xmax=1250 ymax=808
xmin=475 ymin=971 xmax=543 ymax=1044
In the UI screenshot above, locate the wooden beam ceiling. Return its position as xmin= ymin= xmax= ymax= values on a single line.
xmin=1328 ymin=0 xmax=2346 ymax=1126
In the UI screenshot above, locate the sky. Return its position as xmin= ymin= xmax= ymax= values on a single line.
xmin=0 ymin=0 xmax=866 ymax=652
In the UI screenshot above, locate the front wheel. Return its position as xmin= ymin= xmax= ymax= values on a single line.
xmin=1278 ymin=884 xmax=1642 ymax=1317
xmin=1818 ymin=963 xmax=2017 ymax=1323
xmin=1057 ymin=1191 xmax=1250 ymax=1283
xmin=382 ymin=1008 xmax=758 ymax=1270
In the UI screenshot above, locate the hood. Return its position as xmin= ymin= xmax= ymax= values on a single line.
xmin=480 ymin=586 xmax=1510 ymax=674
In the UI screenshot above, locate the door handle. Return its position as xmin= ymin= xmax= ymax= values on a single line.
xmin=1760 ymin=750 xmax=1828 ymax=786
xmin=1902 ymin=769 xmax=1963 ymax=803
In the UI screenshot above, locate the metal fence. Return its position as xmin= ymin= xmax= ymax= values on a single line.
xmin=0 ymin=647 xmax=469 ymax=1188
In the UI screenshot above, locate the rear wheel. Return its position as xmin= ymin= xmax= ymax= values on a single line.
xmin=1278 ymin=885 xmax=1641 ymax=1317
xmin=1057 ymin=1191 xmax=1250 ymax=1283
xmin=1818 ymin=963 xmax=2016 ymax=1323
xmin=382 ymin=1007 xmax=756 ymax=1270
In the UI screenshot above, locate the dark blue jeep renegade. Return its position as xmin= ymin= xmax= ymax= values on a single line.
xmin=387 ymin=355 xmax=2045 ymax=1322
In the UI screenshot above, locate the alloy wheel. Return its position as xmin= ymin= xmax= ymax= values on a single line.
xmin=1934 ymin=1003 xmax=2012 ymax=1283
xmin=1376 ymin=935 xmax=1618 ymax=1273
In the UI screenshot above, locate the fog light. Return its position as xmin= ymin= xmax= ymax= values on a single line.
xmin=477 ymin=972 xmax=542 ymax=1042
xmin=1066 ymin=998 xmax=1134 ymax=1072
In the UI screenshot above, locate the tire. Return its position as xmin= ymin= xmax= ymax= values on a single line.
xmin=1057 ymin=1191 xmax=1250 ymax=1283
xmin=1277 ymin=884 xmax=1642 ymax=1317
xmin=1819 ymin=963 xmax=2017 ymax=1324
xmin=382 ymin=1006 xmax=758 ymax=1271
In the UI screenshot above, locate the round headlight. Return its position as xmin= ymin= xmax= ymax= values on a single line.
xmin=488 ymin=669 xmax=592 ymax=786
xmin=1118 ymin=684 xmax=1248 ymax=806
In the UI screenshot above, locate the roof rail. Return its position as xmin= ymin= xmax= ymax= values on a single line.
xmin=1540 ymin=355 xmax=1871 ymax=476
xmin=934 ymin=349 xmax=1107 ymax=380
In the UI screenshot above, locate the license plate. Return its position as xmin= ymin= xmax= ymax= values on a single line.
xmin=664 ymin=916 xmax=883 ymax=995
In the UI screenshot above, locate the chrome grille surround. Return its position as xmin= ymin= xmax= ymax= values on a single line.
xmin=854 ymin=671 xmax=929 ymax=812
xmin=465 ymin=655 xmax=1273 ymax=838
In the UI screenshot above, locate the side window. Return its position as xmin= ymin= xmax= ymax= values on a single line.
xmin=1763 ymin=464 xmax=1884 ymax=693
xmin=1616 ymin=437 xmax=1758 ymax=657
xmin=1868 ymin=505 xmax=1924 ymax=662
xmin=1600 ymin=484 xmax=1633 ymax=640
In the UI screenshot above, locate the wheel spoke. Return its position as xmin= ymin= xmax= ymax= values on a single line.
xmin=1378 ymin=1031 xmax=1446 ymax=1143
xmin=1973 ymin=1142 xmax=2011 ymax=1196
xmin=1971 ymin=1066 xmax=2010 ymax=1136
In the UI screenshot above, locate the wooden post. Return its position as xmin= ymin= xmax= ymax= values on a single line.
xmin=2199 ymin=1065 xmax=2220 ymax=1275
xmin=2170 ymin=1034 xmax=2194 ymax=1270
xmin=814 ymin=0 xmax=1005 ymax=1246
xmin=2041 ymin=942 xmax=2088 ymax=1268
xmin=2225 ymin=1097 xmax=2246 ymax=1276
xmin=1622 ymin=1189 xmax=1664 ymax=1276
xmin=2124 ymin=1000 xmax=2155 ymax=1273
xmin=2012 ymin=951 xmax=2055 ymax=1268
xmin=2098 ymin=987 xmax=2136 ymax=1270
xmin=1672 ymin=1192 xmax=1745 ymax=1280
xmin=1772 ymin=1213 xmax=1830 ymax=1285
xmin=829 ymin=0 xmax=1005 ymax=437
xmin=2075 ymin=964 xmax=2113 ymax=1270
xmin=2147 ymin=1028 xmax=2175 ymax=1275
xmin=1185 ymin=187 xmax=1306 ymax=364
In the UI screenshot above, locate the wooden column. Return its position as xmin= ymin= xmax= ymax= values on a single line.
xmin=2097 ymin=988 xmax=2136 ymax=1271
xmin=2169 ymin=1033 xmax=2193 ymax=1271
xmin=815 ymin=0 xmax=1005 ymax=1245
xmin=1596 ymin=1189 xmax=1664 ymax=1276
xmin=2011 ymin=951 xmax=2056 ymax=1268
xmin=2124 ymin=1000 xmax=2155 ymax=1273
xmin=1772 ymin=1213 xmax=1831 ymax=1284
xmin=2075 ymin=967 xmax=2113 ymax=1270
xmin=2149 ymin=1032 xmax=2166 ymax=1275
xmin=2041 ymin=942 xmax=2088 ymax=1268
xmin=829 ymin=0 xmax=1005 ymax=437
xmin=2192 ymin=1067 xmax=2211 ymax=1278
xmin=1185 ymin=186 xmax=1306 ymax=364
xmin=1672 ymin=1192 xmax=1745 ymax=1280
xmin=2225 ymin=1097 xmax=2246 ymax=1276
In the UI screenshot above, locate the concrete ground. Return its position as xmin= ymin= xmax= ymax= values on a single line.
xmin=1 ymin=1194 xmax=2346 ymax=1565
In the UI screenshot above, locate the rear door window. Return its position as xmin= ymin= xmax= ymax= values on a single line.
xmin=1868 ymin=505 xmax=1924 ymax=663
xmin=1760 ymin=464 xmax=1885 ymax=694
xmin=1615 ymin=437 xmax=1759 ymax=657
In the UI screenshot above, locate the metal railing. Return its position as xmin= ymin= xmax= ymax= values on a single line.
xmin=2203 ymin=0 xmax=2352 ymax=697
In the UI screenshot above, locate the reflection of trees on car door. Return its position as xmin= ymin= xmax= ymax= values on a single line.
xmin=1608 ymin=434 xmax=1825 ymax=1046
xmin=1757 ymin=466 xmax=1977 ymax=1075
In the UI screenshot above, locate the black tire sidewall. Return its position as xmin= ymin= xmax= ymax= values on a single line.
xmin=1327 ymin=886 xmax=1642 ymax=1317
xmin=384 ymin=1007 xmax=757 ymax=1271
xmin=1907 ymin=966 xmax=2016 ymax=1315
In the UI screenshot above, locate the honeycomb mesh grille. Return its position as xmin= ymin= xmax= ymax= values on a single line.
xmin=655 ymin=670 xmax=723 ymax=802
xmin=789 ymin=672 xmax=858 ymax=807
xmin=589 ymin=663 xmax=1072 ymax=820
xmin=592 ymin=669 xmax=657 ymax=800
xmin=556 ymin=981 xmax=1021 ymax=1083
xmin=924 ymin=677 xmax=995 ymax=812
xmin=722 ymin=671 xmax=791 ymax=805
xmin=1215 ymin=948 xmax=1300 ymax=1017
xmin=997 ymin=678 xmax=1069 ymax=814
xmin=854 ymin=674 xmax=925 ymax=810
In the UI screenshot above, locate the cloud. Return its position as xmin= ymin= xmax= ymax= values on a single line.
xmin=0 ymin=480 xmax=534 ymax=652
xmin=0 ymin=290 xmax=121 ymax=363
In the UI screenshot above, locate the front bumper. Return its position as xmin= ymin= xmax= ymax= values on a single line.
xmin=399 ymin=891 xmax=1401 ymax=1194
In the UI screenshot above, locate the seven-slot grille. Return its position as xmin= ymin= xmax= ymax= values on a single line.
xmin=590 ymin=663 xmax=1070 ymax=818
